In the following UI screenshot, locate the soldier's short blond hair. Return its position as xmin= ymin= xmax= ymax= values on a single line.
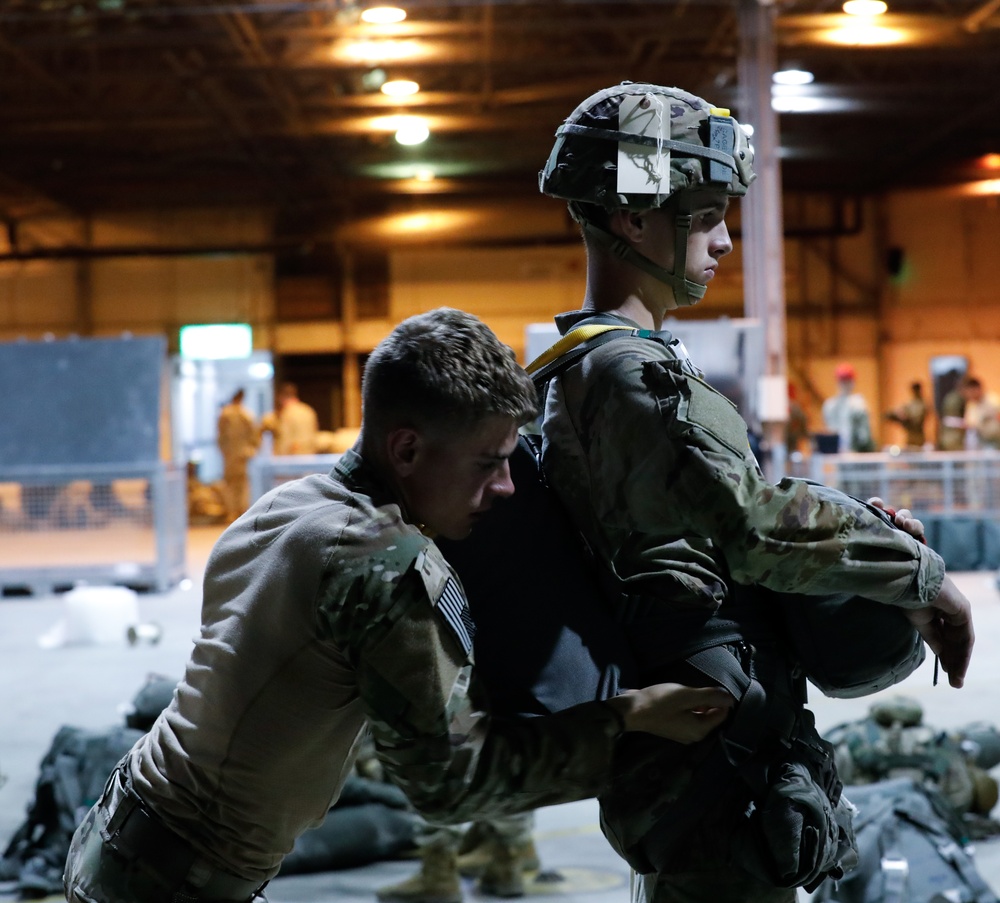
xmin=362 ymin=308 xmax=538 ymax=438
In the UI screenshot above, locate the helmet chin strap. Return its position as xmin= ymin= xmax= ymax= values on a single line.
xmin=575 ymin=209 xmax=706 ymax=308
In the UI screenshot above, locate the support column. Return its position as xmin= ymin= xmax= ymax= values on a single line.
xmin=339 ymin=248 xmax=362 ymax=429
xmin=738 ymin=0 xmax=789 ymax=479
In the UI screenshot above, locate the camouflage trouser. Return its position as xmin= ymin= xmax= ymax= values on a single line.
xmin=64 ymin=765 xmax=267 ymax=903
xmin=418 ymin=812 xmax=535 ymax=851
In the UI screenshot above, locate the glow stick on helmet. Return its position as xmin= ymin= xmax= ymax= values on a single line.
xmin=539 ymin=82 xmax=756 ymax=307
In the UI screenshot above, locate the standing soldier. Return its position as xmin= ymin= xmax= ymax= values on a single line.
xmin=216 ymin=388 xmax=260 ymax=523
xmin=534 ymin=82 xmax=974 ymax=903
xmin=268 ymin=381 xmax=319 ymax=455
xmin=885 ymin=381 xmax=928 ymax=450
xmin=822 ymin=363 xmax=876 ymax=453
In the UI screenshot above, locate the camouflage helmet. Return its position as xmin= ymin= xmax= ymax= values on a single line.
xmin=539 ymin=82 xmax=754 ymax=307
xmin=539 ymin=82 xmax=755 ymax=212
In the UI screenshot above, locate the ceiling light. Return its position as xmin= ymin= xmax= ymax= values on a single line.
xmin=361 ymin=6 xmax=407 ymax=25
xmin=340 ymin=39 xmax=422 ymax=63
xmin=825 ymin=23 xmax=904 ymax=45
xmin=961 ymin=179 xmax=1000 ymax=196
xmin=394 ymin=117 xmax=430 ymax=145
xmin=773 ymin=68 xmax=815 ymax=86
xmin=843 ymin=0 xmax=888 ymax=15
xmin=770 ymin=87 xmax=862 ymax=113
xmin=381 ymin=79 xmax=420 ymax=97
xmin=771 ymin=96 xmax=826 ymax=114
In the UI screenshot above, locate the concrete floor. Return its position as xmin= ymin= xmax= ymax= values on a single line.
xmin=1 ymin=524 xmax=998 ymax=903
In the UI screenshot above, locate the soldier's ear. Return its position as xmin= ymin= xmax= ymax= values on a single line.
xmin=385 ymin=427 xmax=421 ymax=476
xmin=608 ymin=208 xmax=646 ymax=244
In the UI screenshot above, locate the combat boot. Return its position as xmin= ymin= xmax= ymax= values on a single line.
xmin=457 ymin=833 xmax=540 ymax=878
xmin=478 ymin=840 xmax=530 ymax=898
xmin=376 ymin=843 xmax=463 ymax=903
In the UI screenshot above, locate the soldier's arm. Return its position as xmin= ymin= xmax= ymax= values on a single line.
xmin=866 ymin=499 xmax=974 ymax=685
xmin=593 ymin=359 xmax=973 ymax=686
xmin=591 ymin=354 xmax=946 ymax=608
xmin=328 ymin=547 xmax=730 ymax=822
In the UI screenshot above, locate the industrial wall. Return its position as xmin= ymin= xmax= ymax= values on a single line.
xmin=1 ymin=188 xmax=998 ymax=447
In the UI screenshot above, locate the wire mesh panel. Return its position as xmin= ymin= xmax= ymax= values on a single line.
xmin=247 ymin=450 xmax=1000 ymax=572
xmin=0 ymin=463 xmax=186 ymax=596
xmin=806 ymin=451 xmax=1000 ymax=520
xmin=249 ymin=454 xmax=342 ymax=505
xmin=806 ymin=450 xmax=1000 ymax=571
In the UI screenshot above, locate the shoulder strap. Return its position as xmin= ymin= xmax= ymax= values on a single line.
xmin=526 ymin=321 xmax=674 ymax=385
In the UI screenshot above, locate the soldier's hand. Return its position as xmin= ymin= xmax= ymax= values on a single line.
xmin=605 ymin=684 xmax=734 ymax=744
xmin=904 ymin=574 xmax=975 ymax=689
xmin=867 ymin=497 xmax=926 ymax=543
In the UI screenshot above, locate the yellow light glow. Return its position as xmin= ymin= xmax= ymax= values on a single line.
xmin=371 ymin=114 xmax=423 ymax=132
xmin=381 ymin=79 xmax=420 ymax=97
xmin=962 ymin=179 xmax=1000 ymax=196
xmin=825 ymin=23 xmax=905 ymax=45
xmin=978 ymin=153 xmax=1000 ymax=169
xmin=381 ymin=210 xmax=477 ymax=236
xmin=339 ymin=39 xmax=422 ymax=63
xmin=843 ymin=0 xmax=888 ymax=15
xmin=361 ymin=6 xmax=406 ymax=24
xmin=413 ymin=167 xmax=436 ymax=181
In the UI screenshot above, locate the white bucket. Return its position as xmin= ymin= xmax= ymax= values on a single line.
xmin=57 ymin=585 xmax=141 ymax=646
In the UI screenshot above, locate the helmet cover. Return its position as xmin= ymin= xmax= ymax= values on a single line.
xmin=539 ymin=82 xmax=755 ymax=211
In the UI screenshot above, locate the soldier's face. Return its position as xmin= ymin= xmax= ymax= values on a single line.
xmin=396 ymin=414 xmax=519 ymax=540
xmin=641 ymin=189 xmax=733 ymax=307
xmin=682 ymin=190 xmax=733 ymax=284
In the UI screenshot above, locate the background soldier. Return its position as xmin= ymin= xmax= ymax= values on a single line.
xmin=885 ymin=380 xmax=928 ymax=451
xmin=216 ymin=388 xmax=260 ymax=522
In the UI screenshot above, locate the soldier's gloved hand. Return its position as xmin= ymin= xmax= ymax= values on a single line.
xmin=604 ymin=684 xmax=734 ymax=744
xmin=904 ymin=574 xmax=975 ymax=689
xmin=867 ymin=496 xmax=926 ymax=543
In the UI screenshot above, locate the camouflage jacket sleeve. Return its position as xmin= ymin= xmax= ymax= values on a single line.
xmin=554 ymin=338 xmax=945 ymax=609
xmin=318 ymin=536 xmax=623 ymax=823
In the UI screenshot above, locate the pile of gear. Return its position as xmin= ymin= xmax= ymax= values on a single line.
xmin=0 ymin=676 xmax=423 ymax=900
xmin=0 ymin=675 xmax=176 ymax=899
xmin=826 ymin=696 xmax=1000 ymax=835
xmin=812 ymin=696 xmax=1000 ymax=903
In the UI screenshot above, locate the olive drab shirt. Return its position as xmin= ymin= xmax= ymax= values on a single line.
xmin=129 ymin=447 xmax=623 ymax=884
xmin=539 ymin=310 xmax=946 ymax=613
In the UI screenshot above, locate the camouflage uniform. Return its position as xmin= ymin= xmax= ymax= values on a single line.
xmin=537 ymin=310 xmax=947 ymax=903
xmin=216 ymin=396 xmax=259 ymax=521
xmin=64 ymin=447 xmax=626 ymax=903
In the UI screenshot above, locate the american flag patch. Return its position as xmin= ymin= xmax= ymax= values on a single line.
xmin=435 ymin=577 xmax=475 ymax=656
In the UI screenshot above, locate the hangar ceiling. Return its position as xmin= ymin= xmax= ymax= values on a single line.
xmin=2 ymin=0 xmax=999 ymax=229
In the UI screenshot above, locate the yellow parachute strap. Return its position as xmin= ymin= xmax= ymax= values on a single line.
xmin=525 ymin=324 xmax=634 ymax=376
